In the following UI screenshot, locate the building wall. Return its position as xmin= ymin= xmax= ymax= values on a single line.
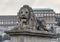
xmin=33 ymin=8 xmax=57 ymax=29
xmin=0 ymin=16 xmax=18 ymax=31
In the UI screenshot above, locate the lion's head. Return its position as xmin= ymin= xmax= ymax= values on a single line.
xmin=17 ymin=5 xmax=33 ymax=24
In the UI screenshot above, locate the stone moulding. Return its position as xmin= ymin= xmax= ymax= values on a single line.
xmin=5 ymin=30 xmax=57 ymax=38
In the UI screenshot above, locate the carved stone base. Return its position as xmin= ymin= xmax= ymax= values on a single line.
xmin=5 ymin=30 xmax=57 ymax=42
xmin=10 ymin=36 xmax=57 ymax=42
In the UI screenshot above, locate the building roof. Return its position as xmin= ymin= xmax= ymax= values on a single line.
xmin=0 ymin=15 xmax=17 ymax=19
xmin=33 ymin=8 xmax=55 ymax=14
xmin=33 ymin=8 xmax=53 ymax=11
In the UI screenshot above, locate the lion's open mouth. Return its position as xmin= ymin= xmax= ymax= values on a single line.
xmin=21 ymin=17 xmax=27 ymax=19
xmin=20 ymin=16 xmax=27 ymax=24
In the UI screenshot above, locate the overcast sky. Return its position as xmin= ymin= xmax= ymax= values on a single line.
xmin=0 ymin=0 xmax=60 ymax=15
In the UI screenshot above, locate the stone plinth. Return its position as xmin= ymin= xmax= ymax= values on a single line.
xmin=5 ymin=30 xmax=57 ymax=42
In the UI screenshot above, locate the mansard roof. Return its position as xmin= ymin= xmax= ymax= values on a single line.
xmin=0 ymin=15 xmax=17 ymax=19
xmin=33 ymin=8 xmax=53 ymax=11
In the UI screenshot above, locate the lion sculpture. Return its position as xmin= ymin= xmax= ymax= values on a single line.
xmin=17 ymin=5 xmax=38 ymax=30
xmin=17 ymin=5 xmax=52 ymax=32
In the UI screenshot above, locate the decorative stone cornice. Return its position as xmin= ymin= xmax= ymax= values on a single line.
xmin=5 ymin=30 xmax=57 ymax=38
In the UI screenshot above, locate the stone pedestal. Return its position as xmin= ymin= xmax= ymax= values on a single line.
xmin=5 ymin=30 xmax=57 ymax=42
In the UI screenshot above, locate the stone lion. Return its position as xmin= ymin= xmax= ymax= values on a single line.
xmin=17 ymin=5 xmax=38 ymax=30
xmin=17 ymin=5 xmax=52 ymax=32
